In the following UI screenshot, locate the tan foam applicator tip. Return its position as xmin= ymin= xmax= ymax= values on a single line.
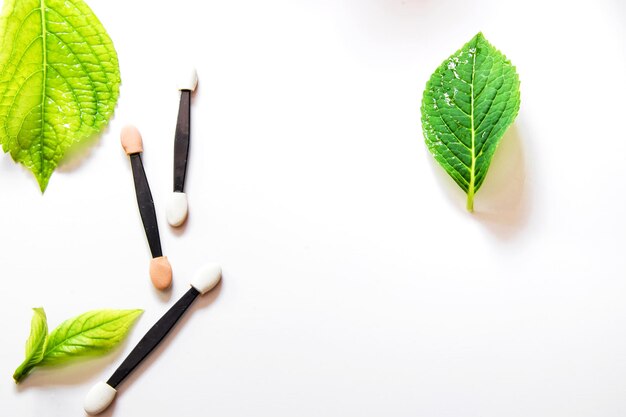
xmin=121 ymin=125 xmax=143 ymax=155
xmin=150 ymin=256 xmax=172 ymax=290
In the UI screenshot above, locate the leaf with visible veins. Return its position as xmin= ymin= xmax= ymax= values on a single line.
xmin=13 ymin=308 xmax=142 ymax=383
xmin=421 ymin=32 xmax=520 ymax=211
xmin=0 ymin=0 xmax=120 ymax=191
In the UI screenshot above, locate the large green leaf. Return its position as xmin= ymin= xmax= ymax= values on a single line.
xmin=0 ymin=0 xmax=121 ymax=191
xmin=41 ymin=309 xmax=142 ymax=364
xmin=13 ymin=308 xmax=48 ymax=383
xmin=421 ymin=32 xmax=520 ymax=212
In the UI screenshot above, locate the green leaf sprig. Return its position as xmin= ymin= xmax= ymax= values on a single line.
xmin=421 ymin=32 xmax=520 ymax=212
xmin=13 ymin=308 xmax=142 ymax=383
xmin=0 ymin=0 xmax=121 ymax=192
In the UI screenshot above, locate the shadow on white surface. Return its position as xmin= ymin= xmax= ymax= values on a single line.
xmin=57 ymin=122 xmax=112 ymax=174
xmin=427 ymin=124 xmax=529 ymax=239
xmin=472 ymin=124 xmax=529 ymax=239
xmin=611 ymin=0 xmax=626 ymax=19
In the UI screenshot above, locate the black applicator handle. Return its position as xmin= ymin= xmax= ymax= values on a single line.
xmin=130 ymin=153 xmax=162 ymax=258
xmin=121 ymin=125 xmax=172 ymax=291
xmin=107 ymin=286 xmax=199 ymax=388
xmin=107 ymin=263 xmax=221 ymax=389
xmin=83 ymin=264 xmax=222 ymax=415
xmin=166 ymin=69 xmax=197 ymax=228
xmin=173 ymin=90 xmax=191 ymax=193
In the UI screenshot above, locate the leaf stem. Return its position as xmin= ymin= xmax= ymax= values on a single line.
xmin=466 ymin=192 xmax=474 ymax=212
xmin=13 ymin=363 xmax=32 ymax=384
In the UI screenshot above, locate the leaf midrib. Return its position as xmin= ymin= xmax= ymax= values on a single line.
xmin=468 ymin=46 xmax=477 ymax=211
xmin=39 ymin=0 xmax=47 ymax=175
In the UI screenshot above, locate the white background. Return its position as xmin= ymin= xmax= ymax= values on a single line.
xmin=1 ymin=0 xmax=625 ymax=416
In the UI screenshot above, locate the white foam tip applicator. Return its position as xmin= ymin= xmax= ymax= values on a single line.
xmin=84 ymin=382 xmax=117 ymax=415
xmin=168 ymin=67 xmax=198 ymax=227
xmin=83 ymin=263 xmax=222 ymax=415
xmin=177 ymin=66 xmax=198 ymax=92
xmin=166 ymin=191 xmax=188 ymax=227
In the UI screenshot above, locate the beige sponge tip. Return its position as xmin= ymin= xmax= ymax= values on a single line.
xmin=150 ymin=256 xmax=172 ymax=290
xmin=121 ymin=125 xmax=143 ymax=155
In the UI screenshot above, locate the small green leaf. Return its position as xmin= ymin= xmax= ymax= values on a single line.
xmin=41 ymin=309 xmax=143 ymax=365
xmin=421 ymin=32 xmax=520 ymax=212
xmin=13 ymin=309 xmax=142 ymax=383
xmin=13 ymin=308 xmax=48 ymax=383
xmin=0 ymin=0 xmax=121 ymax=192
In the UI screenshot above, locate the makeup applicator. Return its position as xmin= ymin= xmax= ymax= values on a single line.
xmin=121 ymin=125 xmax=172 ymax=290
xmin=166 ymin=67 xmax=198 ymax=227
xmin=83 ymin=263 xmax=222 ymax=415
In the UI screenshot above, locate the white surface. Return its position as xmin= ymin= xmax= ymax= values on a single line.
xmin=1 ymin=0 xmax=625 ymax=416
xmin=190 ymin=263 xmax=222 ymax=294
xmin=166 ymin=192 xmax=188 ymax=227
xmin=84 ymin=381 xmax=117 ymax=415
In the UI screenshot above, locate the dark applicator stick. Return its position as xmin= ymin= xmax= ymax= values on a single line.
xmin=121 ymin=125 xmax=172 ymax=290
xmin=130 ymin=153 xmax=162 ymax=258
xmin=84 ymin=263 xmax=222 ymax=415
xmin=173 ymin=90 xmax=191 ymax=193
xmin=166 ymin=68 xmax=197 ymax=228
xmin=107 ymin=287 xmax=199 ymax=388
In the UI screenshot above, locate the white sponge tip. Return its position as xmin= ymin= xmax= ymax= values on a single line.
xmin=177 ymin=67 xmax=198 ymax=91
xmin=190 ymin=263 xmax=222 ymax=295
xmin=166 ymin=192 xmax=188 ymax=227
xmin=84 ymin=381 xmax=117 ymax=415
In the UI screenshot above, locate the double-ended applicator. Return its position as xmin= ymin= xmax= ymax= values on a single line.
xmin=121 ymin=125 xmax=172 ymax=290
xmin=166 ymin=68 xmax=198 ymax=227
xmin=83 ymin=263 xmax=222 ymax=415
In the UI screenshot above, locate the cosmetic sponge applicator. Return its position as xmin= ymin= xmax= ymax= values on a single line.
xmin=121 ymin=125 xmax=173 ymax=290
xmin=167 ymin=67 xmax=198 ymax=227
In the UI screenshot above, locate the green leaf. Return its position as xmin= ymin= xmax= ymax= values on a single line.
xmin=13 ymin=308 xmax=48 ymax=383
xmin=13 ymin=309 xmax=142 ymax=383
xmin=41 ymin=309 xmax=143 ymax=365
xmin=421 ymin=32 xmax=520 ymax=212
xmin=0 ymin=0 xmax=121 ymax=192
